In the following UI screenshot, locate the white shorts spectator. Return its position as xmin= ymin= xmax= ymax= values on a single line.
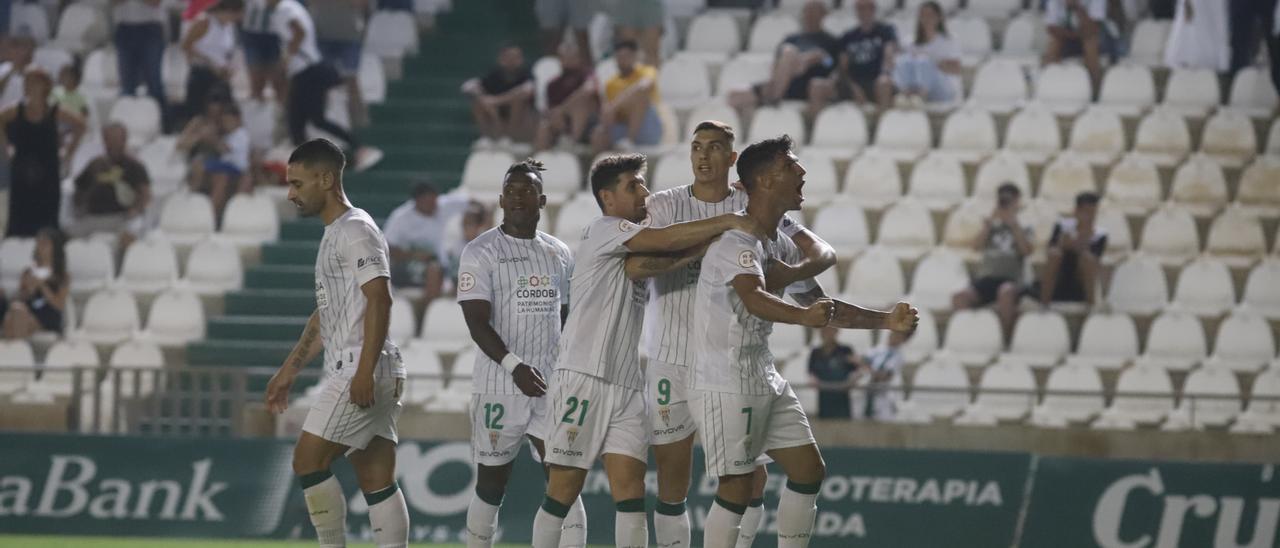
xmin=691 ymin=381 xmax=816 ymax=478
xmin=469 ymin=392 xmax=551 ymax=466
xmin=302 ymin=373 xmax=404 ymax=453
xmin=646 ymin=359 xmax=697 ymax=445
xmin=544 ymin=369 xmax=648 ymax=469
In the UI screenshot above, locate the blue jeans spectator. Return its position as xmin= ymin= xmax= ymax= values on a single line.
xmin=893 ymin=55 xmax=955 ymax=103
xmin=114 ymin=22 xmax=168 ymax=128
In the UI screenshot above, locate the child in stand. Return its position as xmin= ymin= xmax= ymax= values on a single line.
xmin=193 ymin=101 xmax=250 ymax=225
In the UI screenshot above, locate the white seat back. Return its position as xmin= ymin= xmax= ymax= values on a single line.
xmin=144 ymin=289 xmax=205 ymax=345
xmin=1181 ymin=368 xmax=1242 ymax=427
xmin=1110 ymin=364 xmax=1175 ymax=424
xmin=941 ymin=308 xmax=1002 ymax=365
xmin=842 ymin=246 xmax=905 ymax=309
xmin=119 ymin=236 xmax=179 ymax=294
xmin=1243 ymin=258 xmax=1280 ymax=318
xmin=1076 ymin=311 xmax=1140 ymax=368
xmin=1041 ymin=363 xmax=1105 ymax=422
xmin=875 ymin=199 xmax=935 ymax=259
xmin=1107 ymin=254 xmax=1168 ymax=315
xmin=811 ymin=201 xmax=869 ymax=256
xmin=221 ymin=193 xmax=280 ymax=245
xmin=1142 ymin=311 xmax=1207 ymax=370
xmin=1171 ymin=257 xmax=1236 ymax=316
xmin=842 ymin=150 xmax=902 ymax=208
xmin=907 ymin=357 xmax=970 ymax=418
xmin=906 ymin=247 xmax=969 ymax=313
xmin=1138 ymin=206 xmax=1199 ymax=265
xmin=184 ymin=238 xmax=243 ymax=295
xmin=1006 ymin=310 xmax=1070 ymax=367
xmin=79 ymin=288 xmax=140 ymax=344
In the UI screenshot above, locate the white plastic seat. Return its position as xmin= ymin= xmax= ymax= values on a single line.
xmin=1067 ymin=108 xmax=1125 ymax=165
xmin=1242 ymin=366 xmax=1280 ymax=426
xmin=1004 ymin=310 xmax=1070 ymax=368
xmin=904 ymin=356 xmax=970 ymax=418
xmin=461 ymin=150 xmax=517 ymax=200
xmin=906 ymin=153 xmax=965 ymax=211
xmin=389 ymin=298 xmax=416 ymax=346
xmin=1074 ymin=311 xmax=1141 ymax=369
xmin=1205 ymin=206 xmax=1267 ymax=267
xmin=118 ymin=236 xmax=179 ymax=295
xmin=1018 ymin=197 xmax=1061 ymax=254
xmin=1095 ymin=203 xmax=1134 ymax=265
xmin=684 ymin=14 xmax=741 ymax=65
xmin=1139 ymin=205 xmax=1200 ymax=266
xmin=0 ymin=237 xmax=34 ymax=295
xmin=1199 ymin=109 xmax=1258 ymax=169
xmin=782 ymin=355 xmax=819 ymax=416
xmin=965 ymin=359 xmax=1036 ymax=420
xmin=964 ymin=0 xmax=1021 ymax=18
xmin=842 ymin=150 xmax=902 ymax=209
xmin=1138 ymin=310 xmax=1208 ymax=371
xmin=797 ymin=152 xmax=839 ymax=206
xmin=53 ymin=3 xmax=109 ymax=54
xmin=747 ymin=13 xmax=800 ymax=53
xmin=841 ymin=246 xmax=905 ymax=310
xmin=1207 ymin=308 xmax=1275 ymax=372
xmin=1034 ymin=63 xmax=1091 ymax=115
xmin=1096 ymin=64 xmax=1156 ymax=116
xmin=875 ymin=199 xmax=935 ymax=259
xmin=1169 ymin=154 xmax=1230 ymax=218
xmin=65 ymin=237 xmax=114 ymax=295
xmin=142 ymin=289 xmax=205 ymax=346
xmin=25 ymin=338 xmax=97 ymax=399
xmin=183 ymin=238 xmax=243 ymax=295
xmin=968 ymin=59 xmax=1027 ymax=113
xmin=713 ymin=54 xmax=771 ymax=96
xmin=531 ymin=150 xmax=582 ymax=204
xmin=1242 ymin=258 xmax=1280 ymax=319
xmin=0 ymin=339 xmax=36 ymax=394
xmin=1103 ymin=154 xmax=1162 ymax=214
xmin=1171 ymin=257 xmax=1236 ymax=316
xmin=1162 ymin=68 xmax=1221 ymax=118
xmin=995 ymin=13 xmax=1039 ymax=65
xmin=771 ymin=323 xmax=809 ymax=362
xmin=220 ymin=193 xmax=280 ymax=246
xmin=810 ymin=200 xmax=870 ymax=257
xmin=1235 ymin=156 xmax=1280 ymax=218
xmin=650 ymin=150 xmax=689 ymax=191
xmin=657 ymin=57 xmax=711 ymax=110
xmin=683 ymin=101 xmax=742 ymax=137
xmin=941 ymin=308 xmax=1002 ymax=365
xmin=1132 ymin=108 xmax=1193 ymax=167
xmin=400 ymin=342 xmax=444 ymax=404
xmin=358 ymin=52 xmax=386 ymax=104
xmin=747 ymin=106 xmax=806 ymax=144
xmin=807 ymin=104 xmax=868 ymax=160
xmin=1180 ymin=367 xmax=1242 ymax=427
xmin=948 ymin=16 xmax=992 ymax=67
xmin=1128 ymin=19 xmax=1171 ymax=66
xmin=972 ymin=151 xmax=1031 ymax=205
xmin=1103 ymin=364 xmax=1175 ymax=425
xmin=109 ymin=339 xmax=164 ymax=369
xmin=900 ymin=308 xmax=939 ymax=363
xmin=33 ymin=47 xmax=74 ymax=77
xmin=939 ymin=200 xmax=986 ymax=261
xmin=1106 ymin=254 xmax=1168 ymax=315
xmin=1228 ymin=66 xmax=1279 ymax=118
xmin=416 ymin=300 xmax=472 ymax=355
xmin=77 ymin=288 xmax=140 ymax=344
xmin=81 ymin=48 xmax=118 ymax=97
xmin=552 ymin=193 xmax=599 ymax=245
xmin=871 ymin=108 xmax=931 ymax=161
xmin=1036 ymin=362 xmax=1105 ymax=423
xmin=158 ymin=192 xmax=217 ymax=247
xmin=937 ymin=108 xmax=998 ymax=162
xmin=364 ymin=11 xmax=418 ymax=58
xmin=107 ymin=96 xmax=161 ymax=147
xmin=905 ymin=247 xmax=969 ymax=313
xmin=1003 ymin=104 xmax=1061 ymax=163
xmin=1037 ymin=152 xmax=1096 ymax=213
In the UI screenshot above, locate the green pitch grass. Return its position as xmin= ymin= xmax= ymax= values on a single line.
xmin=0 ymin=536 xmax=562 ymax=548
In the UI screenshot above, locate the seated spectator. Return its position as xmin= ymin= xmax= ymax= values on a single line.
xmin=180 ymin=0 xmax=243 ymax=124
xmin=535 ymin=0 xmax=594 ymax=64
xmin=191 ymin=102 xmax=251 ymax=225
xmin=590 ymin=40 xmax=663 ymax=153
xmin=68 ymin=124 xmax=152 ymax=247
xmin=312 ymin=0 xmax=370 ymax=128
xmin=113 ymin=0 xmax=169 ymax=130
xmin=892 ymin=2 xmax=961 ymax=106
xmin=728 ymin=1 xmax=839 ymax=118
xmin=178 ymin=98 xmax=229 ymax=167
xmin=1042 ymin=0 xmax=1114 ymax=95
xmin=1033 ymin=192 xmax=1107 ymax=306
xmin=462 ymin=43 xmax=536 ymax=149
xmin=0 ymin=227 xmax=69 ymax=339
xmin=811 ymin=0 xmax=898 ymax=112
xmin=383 ymin=181 xmax=475 ymax=303
xmin=242 ymin=0 xmax=288 ymax=102
xmin=858 ymin=330 xmax=908 ymax=421
xmin=441 ymin=202 xmax=494 ymax=284
xmin=1164 ymin=0 xmax=1230 ymax=71
xmin=614 ymin=0 xmax=664 ymax=66
xmin=52 ymin=62 xmax=89 ymax=118
xmin=808 ymin=326 xmax=860 ymax=419
xmin=951 ymin=183 xmax=1034 ymax=343
xmin=534 ymin=42 xmax=598 ymax=151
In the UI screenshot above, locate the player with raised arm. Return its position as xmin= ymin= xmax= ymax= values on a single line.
xmin=264 ymin=139 xmax=409 ymax=548
xmin=691 ymin=136 xmax=918 ymax=548
xmin=530 ymin=154 xmax=768 ymax=548
xmin=623 ymin=121 xmax=836 ymax=548
xmin=458 ymin=159 xmax=587 ymax=548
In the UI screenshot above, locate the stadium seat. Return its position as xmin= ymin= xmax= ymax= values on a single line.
xmin=900 ymin=307 xmax=939 ymax=363
xmin=108 ymin=339 xmax=164 ymax=396
xmin=532 ymin=150 xmax=582 ymax=204
xmin=747 ymin=13 xmax=800 ymax=53
xmin=53 ymin=3 xmax=109 ymax=54
xmin=812 ymin=262 xmax=838 ymax=296
xmin=747 ymin=106 xmax=806 ymax=145
xmin=158 ymin=192 xmax=217 ymax=247
xmin=1103 ymin=154 xmax=1162 ymax=215
xmin=808 ymin=104 xmax=868 ymax=160
xmin=65 ymin=237 xmax=114 ymax=296
xmin=810 ymin=200 xmax=870 ymax=257
xmin=797 ymin=151 xmax=839 ymax=206
xmin=1038 ymin=152 xmax=1097 ymax=213
xmin=184 ymin=238 xmax=243 ymax=295
xmin=142 ymin=289 xmax=205 ymax=346
xmin=1242 ymin=258 xmax=1280 ymax=319
xmin=1198 ymin=109 xmax=1257 ymax=168
xmin=1073 ymin=311 xmax=1140 ymax=369
xmin=1 ymin=239 xmax=34 ymax=294
xmin=1171 ymin=257 xmax=1236 ymax=317
xmin=1139 ymin=205 xmax=1200 ymax=266
xmin=1137 ymin=310 xmax=1208 ymax=371
xmin=901 ymin=356 xmax=970 ymax=419
xmin=772 ymin=322 xmax=809 ymax=362
xmin=995 ymin=13 xmax=1039 ymax=66
xmin=875 ymin=198 xmax=935 ymax=259
xmin=905 ymin=247 xmax=969 ymax=313
xmin=1228 ymin=66 xmax=1279 ymax=118
xmin=1004 ymin=310 xmax=1070 ymax=368
xmin=658 ymin=57 xmax=712 ymax=110
xmin=1098 ymin=364 xmax=1175 ymax=426
xmin=389 ymin=298 xmax=416 ymax=347
xmin=1132 ymin=107 xmax=1193 ymax=167
xmin=871 ymin=108 xmax=931 ymax=161
xmin=33 ymin=47 xmax=74 ymax=77
xmin=941 ymin=308 xmax=1002 ymax=365
xmin=683 ymin=13 xmax=741 ymax=65
xmin=963 ymin=0 xmax=1022 ymax=18
xmin=950 ymin=16 xmax=993 ymax=67
xmin=1033 ymin=362 xmax=1105 ymax=424
xmin=888 ymin=13 xmax=917 ymax=45
xmin=400 ymin=342 xmax=444 ymax=404
xmin=1207 ymin=308 xmax=1275 ymax=372
xmin=1179 ymin=367 xmax=1242 ymax=428
xmin=82 ymin=48 xmax=118 ymax=98
xmin=1169 ymin=154 xmax=1230 ymax=218
xmin=417 ymin=300 xmax=472 ymax=355
xmin=451 ymin=349 xmax=476 ymax=383
xmin=1067 ymin=108 xmax=1125 ymax=165
xmin=1096 ymin=64 xmax=1156 ymax=116
xmin=36 ymin=340 xmax=100 ymax=398
xmin=940 ymin=200 xmax=986 ymax=261
xmin=358 ymin=52 xmax=386 ymax=104
xmin=963 ymin=359 xmax=1036 ymax=421
xmin=972 ymin=151 xmax=1031 ymax=205
xmin=1240 ymin=365 xmax=1280 ymax=426
xmin=683 ymin=101 xmax=743 ymax=137
xmin=1162 ymin=68 xmax=1220 ymax=118
xmin=650 ymin=150 xmax=689 ymax=191
xmin=364 ymin=11 xmax=418 ymax=58
xmin=107 ymin=96 xmax=162 ymax=147
xmin=220 ymin=193 xmax=280 ymax=247
xmin=532 ymin=55 xmax=562 ymax=111
xmin=967 ymin=59 xmax=1028 ymax=113
xmin=1235 ymin=156 xmax=1280 ymax=218
xmin=118 ymin=235 xmax=179 ymax=295
xmin=552 ymin=193 xmax=599 ymax=245
xmin=1107 ymin=254 xmax=1169 ymax=315
xmin=1003 ymin=103 xmax=1061 ymax=163
xmin=0 ymin=339 xmax=36 ymax=394
xmin=1127 ymin=19 xmax=1171 ymax=66
xmin=1017 ymin=197 xmax=1062 ymax=253
xmin=1205 ymin=206 xmax=1267 ymax=267
xmin=937 ymin=108 xmax=999 ymax=162
xmin=842 ymin=150 xmax=902 ymax=209
xmin=461 ymin=150 xmax=517 ymax=201
xmin=1095 ymin=203 xmax=1134 ymax=265
xmin=782 ymin=355 xmax=819 ymax=416
xmin=713 ymin=54 xmax=771 ymax=96
xmin=906 ymin=152 xmax=966 ymax=211
xmin=161 ymin=45 xmax=190 ymax=103
xmin=77 ymin=288 xmax=140 ymax=344
xmin=842 ymin=246 xmax=906 ymax=310
xmin=1034 ymin=63 xmax=1091 ymax=115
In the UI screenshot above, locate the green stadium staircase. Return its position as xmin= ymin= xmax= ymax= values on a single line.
xmin=186 ymin=1 xmax=540 ymax=391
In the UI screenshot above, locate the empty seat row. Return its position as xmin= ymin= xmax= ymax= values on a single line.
xmin=0 ymin=338 xmax=163 ymax=400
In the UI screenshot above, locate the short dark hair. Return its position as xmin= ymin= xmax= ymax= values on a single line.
xmin=735 ymin=135 xmax=795 ymax=191
xmin=289 ymin=139 xmax=346 ymax=175
xmin=692 ymin=120 xmax=735 ymax=143
xmin=589 ymin=153 xmax=646 ymax=208
xmin=997 ymin=182 xmax=1021 ymax=197
xmin=1076 ymin=191 xmax=1101 ymax=207
xmin=410 ymin=179 xmax=438 ymax=198
xmin=615 ymin=40 xmax=639 ymax=53
xmin=505 ymin=158 xmax=546 ymax=187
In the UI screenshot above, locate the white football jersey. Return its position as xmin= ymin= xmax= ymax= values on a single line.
xmin=456 ymin=227 xmax=574 ymax=395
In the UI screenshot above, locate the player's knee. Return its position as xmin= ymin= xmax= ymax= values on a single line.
xmin=789 ymin=459 xmax=826 ymax=486
xmin=292 ymin=451 xmax=334 ymax=477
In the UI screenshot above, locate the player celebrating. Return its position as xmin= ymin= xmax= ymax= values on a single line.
xmin=457 ymin=159 xmax=586 ymax=548
xmin=624 ymin=120 xmax=835 ymax=548
xmin=691 ymin=136 xmax=918 ymax=548
xmin=531 ymin=154 xmax=768 ymax=548
xmin=264 ymin=139 xmax=409 ymax=548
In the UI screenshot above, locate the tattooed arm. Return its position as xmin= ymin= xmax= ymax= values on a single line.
xmin=791 ymin=285 xmax=919 ymax=332
xmin=264 ymin=310 xmax=322 ymax=413
xmin=624 ymin=238 xmax=715 ymax=280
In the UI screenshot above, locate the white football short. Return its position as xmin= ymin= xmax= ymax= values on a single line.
xmin=691 ymin=380 xmax=816 ymax=477
xmin=543 ymin=369 xmax=648 ymax=469
xmin=469 ymin=392 xmax=551 ymax=466
xmin=646 ymin=359 xmax=698 ymax=445
xmin=303 ymin=373 xmax=405 ymax=454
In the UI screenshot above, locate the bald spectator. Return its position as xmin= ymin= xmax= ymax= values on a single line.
xmin=728 ymin=1 xmax=839 ymax=118
xmin=69 ymin=124 xmax=152 ymax=247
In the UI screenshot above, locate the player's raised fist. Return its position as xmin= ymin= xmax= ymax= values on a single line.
xmin=513 ymin=363 xmax=548 ymax=397
xmin=888 ymin=302 xmax=919 ymax=333
xmin=801 ymin=298 xmax=836 ymax=328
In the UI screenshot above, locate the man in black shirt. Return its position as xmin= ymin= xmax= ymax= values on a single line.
xmin=462 ymin=43 xmax=536 ymax=148
xmin=1033 ymin=192 xmax=1108 ymax=306
xmin=728 ymin=1 xmax=839 ymax=118
xmin=812 ymin=0 xmax=898 ymax=112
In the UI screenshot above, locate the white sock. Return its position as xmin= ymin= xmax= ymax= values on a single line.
xmin=776 ymin=481 xmax=820 ymax=548
xmin=365 ymin=483 xmax=409 ymax=548
xmin=704 ymin=498 xmax=746 ymax=548
xmin=466 ymin=493 xmax=501 ymax=548
xmin=615 ymin=498 xmax=648 ymax=548
xmin=654 ymin=499 xmax=690 ymax=548
xmin=735 ymin=498 xmax=766 ymax=548
xmin=301 ymin=471 xmax=347 ymax=548
xmin=532 ymin=498 xmax=569 ymax=548
xmin=559 ymin=496 xmax=587 ymax=548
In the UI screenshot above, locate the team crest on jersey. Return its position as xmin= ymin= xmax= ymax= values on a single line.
xmin=458 ymin=272 xmax=476 ymax=292
xmin=488 ymin=430 xmax=499 ymax=450
xmin=659 ymin=406 xmax=671 ymax=427
xmin=738 ymin=250 xmax=757 ymax=269
xmin=566 ymin=426 xmax=579 ymax=445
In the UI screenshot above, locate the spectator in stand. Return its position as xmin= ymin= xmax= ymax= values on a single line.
xmin=383 ymin=181 xmax=475 ymax=303
xmin=2 ymin=68 xmax=84 ymax=237
xmin=462 ymin=43 xmax=535 ymax=149
xmin=858 ymin=330 xmax=907 ymax=421
xmin=1034 ymin=192 xmax=1107 ymax=307
xmin=892 ymin=1 xmax=961 ymax=106
xmin=0 ymin=227 xmax=69 ymax=339
xmin=614 ymin=0 xmax=664 ymax=66
xmin=1164 ymin=0 xmax=1230 ymax=71
xmin=180 ymin=0 xmax=243 ymax=124
xmin=535 ymin=0 xmax=594 ymax=65
xmin=808 ymin=325 xmax=859 ymax=419
xmin=728 ymin=1 xmax=839 ymax=118
xmin=112 ymin=0 xmax=169 ymax=130
xmin=68 ymin=123 xmax=151 ymax=247
xmin=178 ymin=97 xmax=230 ymax=171
xmin=270 ymin=0 xmax=382 ymax=170
xmin=191 ymin=102 xmax=250 ymax=225
xmin=0 ymin=35 xmax=36 ymax=109
xmin=810 ymin=0 xmax=899 ymax=112
xmin=52 ymin=62 xmax=89 ymax=118
xmin=589 ymin=40 xmax=662 ymax=153
xmin=243 ymin=0 xmax=288 ymax=102
xmin=441 ymin=202 xmax=494 ymax=284
xmin=534 ymin=42 xmax=598 ymax=151
xmin=951 ymin=183 xmax=1034 ymax=343
xmin=1228 ymin=0 xmax=1279 ymax=87
xmin=312 ymin=0 xmax=370 ymax=128
xmin=1042 ymin=0 xmax=1110 ymax=95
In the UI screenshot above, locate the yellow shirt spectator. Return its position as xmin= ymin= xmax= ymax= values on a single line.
xmin=604 ymin=64 xmax=660 ymax=103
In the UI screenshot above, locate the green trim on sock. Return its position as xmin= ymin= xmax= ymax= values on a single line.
xmin=616 ymin=498 xmax=645 ymax=513
xmin=786 ymin=480 xmax=822 ymax=495
xmin=474 ymin=486 xmax=504 ymax=507
xmin=363 ymin=482 xmax=399 ymax=506
xmin=748 ymin=497 xmax=765 ymax=507
xmin=298 ymin=470 xmax=333 ymax=490
xmin=714 ymin=496 xmax=747 ymax=515
xmin=655 ymin=499 xmax=686 ymax=516
xmin=542 ymin=497 xmax=571 ymax=518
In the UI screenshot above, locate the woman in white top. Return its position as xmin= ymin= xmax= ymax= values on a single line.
xmin=1164 ymin=0 xmax=1229 ymax=72
xmin=892 ymin=1 xmax=962 ymax=105
xmin=180 ymin=0 xmax=244 ymax=122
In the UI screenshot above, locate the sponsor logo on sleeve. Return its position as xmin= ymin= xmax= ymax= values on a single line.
xmin=357 ymin=256 xmax=384 ymax=270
